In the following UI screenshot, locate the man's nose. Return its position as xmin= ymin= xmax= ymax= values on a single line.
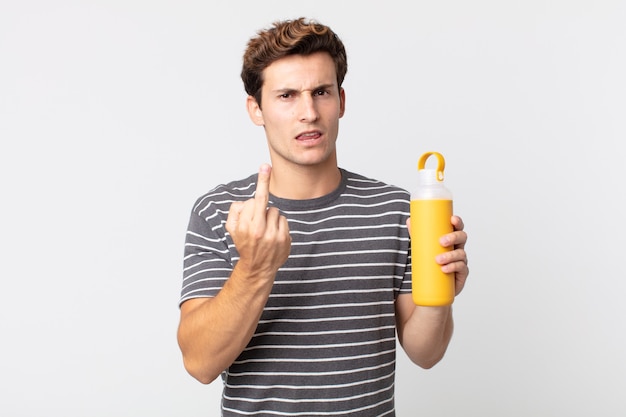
xmin=298 ymin=94 xmax=319 ymax=122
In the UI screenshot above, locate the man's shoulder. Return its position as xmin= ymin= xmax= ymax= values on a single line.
xmin=341 ymin=169 xmax=410 ymax=197
xmin=191 ymin=172 xmax=257 ymax=215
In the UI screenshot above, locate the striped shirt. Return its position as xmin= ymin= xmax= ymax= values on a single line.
xmin=181 ymin=169 xmax=412 ymax=416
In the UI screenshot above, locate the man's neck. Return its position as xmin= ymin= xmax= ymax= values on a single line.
xmin=269 ymin=162 xmax=342 ymax=200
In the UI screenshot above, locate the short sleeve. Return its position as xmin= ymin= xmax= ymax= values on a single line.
xmin=179 ymin=205 xmax=234 ymax=306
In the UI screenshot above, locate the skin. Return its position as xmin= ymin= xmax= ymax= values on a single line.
xmin=177 ymin=51 xmax=469 ymax=383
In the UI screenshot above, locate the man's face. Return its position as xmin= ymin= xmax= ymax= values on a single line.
xmin=247 ymin=51 xmax=345 ymax=171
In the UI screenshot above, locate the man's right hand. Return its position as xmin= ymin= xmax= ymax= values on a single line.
xmin=226 ymin=164 xmax=291 ymax=278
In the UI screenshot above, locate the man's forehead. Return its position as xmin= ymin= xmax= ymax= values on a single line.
xmin=262 ymin=52 xmax=337 ymax=88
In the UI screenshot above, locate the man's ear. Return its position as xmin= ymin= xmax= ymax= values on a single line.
xmin=246 ymin=96 xmax=264 ymax=126
xmin=339 ymin=87 xmax=346 ymax=118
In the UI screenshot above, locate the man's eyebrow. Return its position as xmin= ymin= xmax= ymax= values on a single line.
xmin=273 ymin=87 xmax=297 ymax=94
xmin=312 ymin=83 xmax=336 ymax=91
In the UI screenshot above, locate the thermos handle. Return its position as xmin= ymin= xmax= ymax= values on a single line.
xmin=417 ymin=151 xmax=446 ymax=182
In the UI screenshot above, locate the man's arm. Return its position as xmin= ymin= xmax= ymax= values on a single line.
xmin=395 ymin=296 xmax=454 ymax=368
xmin=396 ymin=215 xmax=468 ymax=368
xmin=177 ymin=164 xmax=291 ymax=384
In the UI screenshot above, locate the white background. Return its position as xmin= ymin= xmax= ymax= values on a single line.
xmin=1 ymin=0 xmax=624 ymax=415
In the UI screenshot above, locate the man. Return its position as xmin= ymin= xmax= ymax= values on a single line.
xmin=178 ymin=17 xmax=469 ymax=416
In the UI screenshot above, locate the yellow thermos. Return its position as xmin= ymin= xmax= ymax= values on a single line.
xmin=410 ymin=152 xmax=455 ymax=306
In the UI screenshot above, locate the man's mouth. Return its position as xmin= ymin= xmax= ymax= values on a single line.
xmin=296 ymin=131 xmax=322 ymax=141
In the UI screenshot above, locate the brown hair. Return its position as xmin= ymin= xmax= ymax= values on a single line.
xmin=241 ymin=17 xmax=348 ymax=106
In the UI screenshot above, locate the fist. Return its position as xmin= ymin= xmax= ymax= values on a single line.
xmin=226 ymin=164 xmax=291 ymax=276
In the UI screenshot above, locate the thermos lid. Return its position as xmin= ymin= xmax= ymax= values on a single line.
xmin=418 ymin=169 xmax=441 ymax=185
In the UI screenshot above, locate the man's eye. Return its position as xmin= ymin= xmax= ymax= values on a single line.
xmin=314 ymin=90 xmax=327 ymax=96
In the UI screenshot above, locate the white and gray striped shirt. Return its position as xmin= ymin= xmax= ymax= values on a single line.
xmin=181 ymin=169 xmax=412 ymax=416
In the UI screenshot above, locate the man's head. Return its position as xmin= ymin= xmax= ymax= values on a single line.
xmin=241 ymin=18 xmax=348 ymax=107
